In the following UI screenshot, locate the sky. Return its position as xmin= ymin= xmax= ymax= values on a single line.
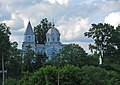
xmin=0 ymin=0 xmax=120 ymax=53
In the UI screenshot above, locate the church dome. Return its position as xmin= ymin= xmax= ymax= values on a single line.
xmin=46 ymin=24 xmax=61 ymax=45
xmin=47 ymin=27 xmax=60 ymax=35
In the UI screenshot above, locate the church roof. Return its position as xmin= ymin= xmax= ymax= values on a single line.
xmin=47 ymin=25 xmax=60 ymax=35
xmin=24 ymin=21 xmax=34 ymax=35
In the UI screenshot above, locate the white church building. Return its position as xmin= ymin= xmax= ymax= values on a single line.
xmin=22 ymin=21 xmax=66 ymax=57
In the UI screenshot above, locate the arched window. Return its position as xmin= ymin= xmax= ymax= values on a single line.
xmin=52 ymin=52 xmax=56 ymax=56
xmin=28 ymin=35 xmax=31 ymax=41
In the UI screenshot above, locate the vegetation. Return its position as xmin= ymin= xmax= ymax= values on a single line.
xmin=34 ymin=18 xmax=52 ymax=44
xmin=84 ymin=23 xmax=120 ymax=64
xmin=17 ymin=65 xmax=120 ymax=85
xmin=0 ymin=19 xmax=120 ymax=85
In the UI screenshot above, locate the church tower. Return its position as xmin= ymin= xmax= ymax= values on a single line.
xmin=22 ymin=21 xmax=35 ymax=52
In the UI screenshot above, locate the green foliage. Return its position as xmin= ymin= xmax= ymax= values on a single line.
xmin=34 ymin=52 xmax=48 ymax=70
xmin=22 ymin=46 xmax=48 ymax=72
xmin=81 ymin=65 xmax=120 ymax=85
xmin=0 ymin=23 xmax=11 ymax=56
xmin=87 ymin=51 xmax=99 ymax=66
xmin=5 ymin=77 xmax=17 ymax=85
xmin=105 ymin=25 xmax=120 ymax=64
xmin=0 ymin=23 xmax=11 ymax=83
xmin=18 ymin=66 xmax=58 ymax=85
xmin=81 ymin=65 xmax=107 ymax=85
xmin=106 ymin=71 xmax=120 ymax=85
xmin=84 ymin=23 xmax=120 ymax=64
xmin=22 ymin=48 xmax=35 ymax=72
xmin=34 ymin=18 xmax=52 ymax=44
xmin=18 ymin=65 xmax=120 ymax=85
xmin=17 ymin=72 xmax=32 ymax=85
xmin=6 ymin=42 xmax=22 ymax=78
xmin=0 ymin=23 xmax=11 ymax=60
xmin=51 ymin=44 xmax=89 ymax=67
xmin=60 ymin=65 xmax=82 ymax=85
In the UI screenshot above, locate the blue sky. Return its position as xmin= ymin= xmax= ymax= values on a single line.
xmin=0 ymin=0 xmax=120 ymax=53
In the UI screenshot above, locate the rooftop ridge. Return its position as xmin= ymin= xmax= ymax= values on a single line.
xmin=24 ymin=21 xmax=34 ymax=35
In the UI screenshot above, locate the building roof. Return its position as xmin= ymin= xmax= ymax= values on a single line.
xmin=47 ymin=25 xmax=60 ymax=35
xmin=24 ymin=21 xmax=34 ymax=35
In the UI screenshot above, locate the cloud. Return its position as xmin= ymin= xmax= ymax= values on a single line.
xmin=104 ymin=12 xmax=120 ymax=27
xmin=47 ymin=0 xmax=70 ymax=5
xmin=57 ymin=17 xmax=91 ymax=42
xmin=0 ymin=0 xmax=119 ymax=50
xmin=99 ymin=0 xmax=120 ymax=12
xmin=2 ymin=13 xmax=24 ymax=30
xmin=10 ymin=35 xmax=23 ymax=48
xmin=1 ymin=0 xmax=43 ymax=10
xmin=0 ymin=2 xmax=11 ymax=21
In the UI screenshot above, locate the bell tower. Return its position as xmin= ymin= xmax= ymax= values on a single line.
xmin=22 ymin=21 xmax=35 ymax=52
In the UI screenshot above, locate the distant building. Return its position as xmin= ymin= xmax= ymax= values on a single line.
xmin=22 ymin=21 xmax=66 ymax=57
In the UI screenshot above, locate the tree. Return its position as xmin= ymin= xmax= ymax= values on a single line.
xmin=0 ymin=23 xmax=11 ymax=84
xmin=22 ymin=45 xmax=35 ymax=72
xmin=5 ymin=77 xmax=17 ymax=85
xmin=105 ymin=25 xmax=120 ymax=64
xmin=0 ymin=23 xmax=11 ymax=61
xmin=60 ymin=65 xmax=82 ymax=85
xmin=33 ymin=52 xmax=48 ymax=70
xmin=6 ymin=42 xmax=22 ymax=78
xmin=51 ymin=44 xmax=88 ymax=67
xmin=18 ymin=65 xmax=120 ymax=85
xmin=18 ymin=65 xmax=58 ymax=85
xmin=81 ymin=65 xmax=120 ymax=85
xmin=34 ymin=18 xmax=52 ymax=44
xmin=84 ymin=23 xmax=115 ymax=64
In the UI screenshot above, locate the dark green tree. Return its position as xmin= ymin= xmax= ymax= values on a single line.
xmin=0 ymin=23 xmax=11 ymax=84
xmin=34 ymin=18 xmax=52 ymax=44
xmin=84 ymin=23 xmax=115 ymax=64
xmin=5 ymin=77 xmax=17 ymax=85
xmin=22 ymin=45 xmax=35 ymax=73
xmin=60 ymin=65 xmax=82 ymax=85
xmin=33 ymin=52 xmax=48 ymax=70
xmin=18 ymin=65 xmax=120 ymax=85
xmin=6 ymin=42 xmax=22 ymax=78
xmin=18 ymin=65 xmax=58 ymax=85
xmin=51 ymin=44 xmax=88 ymax=67
xmin=81 ymin=65 xmax=120 ymax=85
xmin=105 ymin=25 xmax=120 ymax=64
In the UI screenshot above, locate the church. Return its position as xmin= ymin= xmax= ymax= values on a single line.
xmin=22 ymin=21 xmax=66 ymax=57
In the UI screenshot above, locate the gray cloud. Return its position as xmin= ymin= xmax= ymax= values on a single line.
xmin=0 ymin=0 xmax=119 ymax=49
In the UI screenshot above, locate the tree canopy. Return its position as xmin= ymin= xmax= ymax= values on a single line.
xmin=17 ymin=65 xmax=120 ymax=85
xmin=84 ymin=23 xmax=120 ymax=64
xmin=34 ymin=18 xmax=52 ymax=44
xmin=50 ymin=44 xmax=94 ymax=67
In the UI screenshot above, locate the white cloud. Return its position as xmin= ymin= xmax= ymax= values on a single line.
xmin=57 ymin=17 xmax=91 ymax=42
xmin=47 ymin=0 xmax=69 ymax=5
xmin=0 ymin=0 xmax=119 ymax=50
xmin=99 ymin=0 xmax=120 ymax=12
xmin=2 ymin=13 xmax=24 ymax=30
xmin=10 ymin=35 xmax=23 ymax=48
xmin=104 ymin=12 xmax=120 ymax=27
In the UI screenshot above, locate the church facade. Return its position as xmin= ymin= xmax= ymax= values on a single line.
xmin=22 ymin=21 xmax=66 ymax=57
